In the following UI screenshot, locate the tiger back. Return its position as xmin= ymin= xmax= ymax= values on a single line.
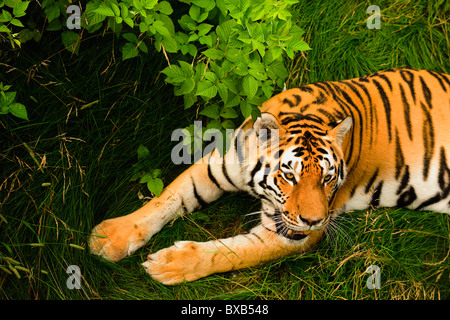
xmin=259 ymin=68 xmax=450 ymax=216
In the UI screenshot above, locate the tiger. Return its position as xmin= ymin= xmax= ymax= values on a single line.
xmin=89 ymin=68 xmax=450 ymax=285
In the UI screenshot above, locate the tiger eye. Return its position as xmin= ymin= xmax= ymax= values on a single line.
xmin=285 ymin=173 xmax=295 ymax=180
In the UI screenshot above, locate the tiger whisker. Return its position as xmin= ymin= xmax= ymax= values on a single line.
xmin=324 ymin=214 xmax=356 ymax=250
xmin=243 ymin=210 xmax=267 ymax=217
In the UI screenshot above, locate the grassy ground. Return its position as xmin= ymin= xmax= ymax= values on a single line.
xmin=1 ymin=0 xmax=449 ymax=300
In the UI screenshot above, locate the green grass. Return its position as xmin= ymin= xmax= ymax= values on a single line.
xmin=1 ymin=0 xmax=449 ymax=299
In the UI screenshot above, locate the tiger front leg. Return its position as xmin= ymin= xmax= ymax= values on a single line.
xmin=142 ymin=225 xmax=324 ymax=285
xmin=89 ymin=155 xmax=230 ymax=262
xmin=89 ymin=190 xmax=184 ymax=262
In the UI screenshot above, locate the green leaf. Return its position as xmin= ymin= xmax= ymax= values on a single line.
xmin=8 ymin=102 xmax=28 ymax=120
xmin=287 ymin=39 xmax=311 ymax=53
xmin=123 ymin=32 xmax=138 ymax=43
xmin=137 ymin=144 xmax=150 ymax=160
xmin=0 ymin=83 xmax=12 ymax=91
xmin=143 ymin=0 xmax=158 ymax=10
xmin=251 ymin=105 xmax=262 ymax=122
xmin=133 ymin=0 xmax=144 ymax=11
xmin=189 ymin=4 xmax=201 ymax=22
xmin=1 ymin=91 xmax=16 ymax=105
xmin=203 ymin=48 xmax=224 ymax=60
xmin=217 ymin=82 xmax=228 ymax=103
xmin=83 ymin=2 xmax=106 ymax=31
xmin=242 ymin=75 xmax=258 ymax=99
xmin=10 ymin=18 xmax=23 ymax=27
xmin=198 ymin=11 xmax=208 ymax=23
xmin=184 ymin=93 xmax=197 ymax=109
xmin=139 ymin=21 xmax=148 ymax=33
xmin=191 ymin=0 xmax=215 ymax=11
xmin=237 ymin=32 xmax=252 ymax=44
xmin=262 ymin=80 xmax=274 ymax=98
xmin=0 ymin=105 xmax=9 ymax=114
xmin=4 ymin=0 xmax=19 ymax=8
xmin=18 ymin=28 xmax=38 ymax=43
xmin=286 ymin=48 xmax=294 ymax=60
xmin=13 ymin=1 xmax=29 ymax=17
xmin=152 ymin=20 xmax=171 ymax=37
xmin=221 ymin=78 xmax=238 ymax=94
xmin=216 ymin=0 xmax=227 ymax=15
xmin=160 ymin=13 xmax=175 ymax=33
xmin=209 ymin=61 xmax=224 ymax=79
xmin=267 ymin=59 xmax=288 ymax=79
xmin=221 ymin=119 xmax=235 ymax=129
xmin=179 ymin=61 xmax=194 ymax=76
xmin=188 ymin=33 xmax=199 ymax=42
xmin=140 ymin=169 xmax=162 ymax=183
xmin=203 ymin=72 xmax=217 ymax=83
xmin=119 ymin=2 xmax=128 ymax=18
xmin=220 ymin=107 xmax=238 ymax=119
xmin=121 ymin=42 xmax=139 ymax=60
xmin=178 ymin=78 xmax=196 ymax=95
xmin=216 ymin=20 xmax=236 ymax=45
xmin=61 ymin=31 xmax=80 ymax=54
xmin=140 ymin=173 xmax=153 ymax=184
xmin=206 ymin=119 xmax=221 ymax=130
xmin=252 ymin=40 xmax=266 ymax=57
xmin=240 ymin=100 xmax=252 ymax=118
xmin=197 ymin=23 xmax=213 ymax=36
xmin=147 ymin=178 xmax=164 ymax=197
xmin=150 ymin=169 xmax=162 ymax=178
xmin=199 ymin=104 xmax=220 ymax=119
xmin=187 ymin=44 xmax=197 ymax=56
xmin=4 ymin=0 xmax=21 ymax=8
xmin=1 ymin=9 xmax=12 ymax=22
xmin=199 ymin=33 xmax=213 ymax=47
xmin=268 ymin=46 xmax=283 ymax=61
xmin=161 ymin=35 xmax=179 ymax=53
xmin=225 ymin=48 xmax=241 ymax=62
xmin=179 ymin=14 xmax=197 ymax=31
xmin=138 ymin=41 xmax=148 ymax=53
xmin=123 ymin=17 xmax=134 ymax=28
xmin=110 ymin=3 xmax=120 ymax=16
xmin=0 ymin=24 xmax=10 ymax=33
xmin=196 ymin=80 xmax=217 ymax=100
xmin=162 ymin=65 xmax=186 ymax=84
xmin=225 ymin=93 xmax=240 ymax=108
xmin=157 ymin=1 xmax=173 ymax=15
xmin=94 ymin=3 xmax=115 ymax=17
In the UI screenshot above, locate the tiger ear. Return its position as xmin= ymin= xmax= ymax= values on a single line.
xmin=253 ymin=112 xmax=286 ymax=145
xmin=253 ymin=112 xmax=281 ymax=133
xmin=329 ymin=116 xmax=352 ymax=145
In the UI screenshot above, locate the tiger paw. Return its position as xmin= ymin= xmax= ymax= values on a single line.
xmin=142 ymin=241 xmax=209 ymax=285
xmin=89 ymin=217 xmax=147 ymax=262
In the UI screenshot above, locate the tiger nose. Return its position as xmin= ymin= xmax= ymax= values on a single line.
xmin=299 ymin=216 xmax=323 ymax=226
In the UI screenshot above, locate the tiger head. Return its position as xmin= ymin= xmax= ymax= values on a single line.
xmin=250 ymin=112 xmax=353 ymax=241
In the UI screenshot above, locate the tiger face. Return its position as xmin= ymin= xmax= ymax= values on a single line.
xmin=253 ymin=113 xmax=353 ymax=241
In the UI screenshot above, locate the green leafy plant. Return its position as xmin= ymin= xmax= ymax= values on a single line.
xmin=0 ymin=83 xmax=28 ymax=120
xmin=130 ymin=145 xmax=164 ymax=197
xmin=2 ymin=0 xmax=310 ymax=134
xmin=53 ymin=0 xmax=309 ymax=132
xmin=1 ymin=1 xmax=310 ymax=128
xmin=1 ymin=0 xmax=311 ymax=196
xmin=139 ymin=168 xmax=164 ymax=197
xmin=0 ymin=0 xmax=30 ymax=48
xmin=161 ymin=0 xmax=310 ymax=128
